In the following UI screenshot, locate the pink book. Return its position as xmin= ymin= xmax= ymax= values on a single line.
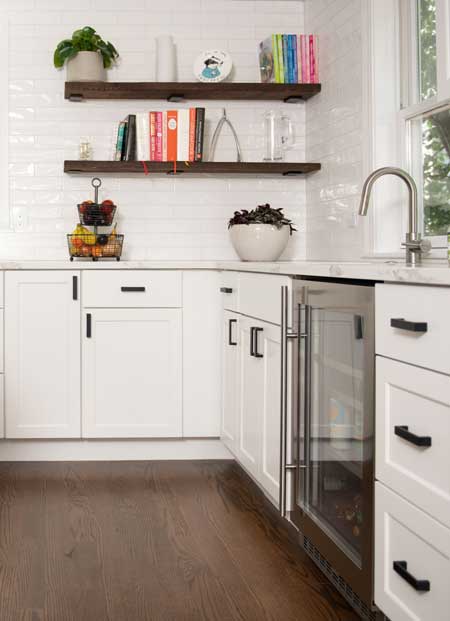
xmin=297 ymin=34 xmax=302 ymax=83
xmin=162 ymin=111 xmax=168 ymax=161
xmin=149 ymin=112 xmax=156 ymax=161
xmin=301 ymin=35 xmax=309 ymax=83
xmin=309 ymin=35 xmax=315 ymax=84
xmin=155 ymin=111 xmax=163 ymax=162
xmin=313 ymin=35 xmax=319 ymax=83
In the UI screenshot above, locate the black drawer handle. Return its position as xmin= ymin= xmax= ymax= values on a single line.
xmin=394 ymin=425 xmax=432 ymax=448
xmin=86 ymin=313 xmax=92 ymax=338
xmin=228 ymin=319 xmax=237 ymax=346
xmin=220 ymin=287 xmax=233 ymax=294
xmin=253 ymin=327 xmax=264 ymax=358
xmin=121 ymin=286 xmax=146 ymax=292
xmin=72 ymin=275 xmax=78 ymax=301
xmin=393 ymin=561 xmax=430 ymax=592
xmin=390 ymin=318 xmax=428 ymax=333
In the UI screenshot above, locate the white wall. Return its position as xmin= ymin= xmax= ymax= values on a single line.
xmin=304 ymin=0 xmax=365 ymax=260
xmin=0 ymin=0 xmax=306 ymax=261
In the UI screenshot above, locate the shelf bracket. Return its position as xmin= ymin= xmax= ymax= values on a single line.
xmin=167 ymin=94 xmax=185 ymax=103
xmin=68 ymin=94 xmax=84 ymax=102
xmin=283 ymin=96 xmax=304 ymax=103
xmin=282 ymin=171 xmax=303 ymax=176
xmin=166 ymin=170 xmax=185 ymax=175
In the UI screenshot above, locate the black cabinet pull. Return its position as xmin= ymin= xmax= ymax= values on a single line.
xmin=250 ymin=327 xmax=255 ymax=357
xmin=86 ymin=313 xmax=92 ymax=338
xmin=390 ymin=318 xmax=428 ymax=333
xmin=72 ymin=275 xmax=78 ymax=301
xmin=228 ymin=319 xmax=237 ymax=346
xmin=121 ymin=286 xmax=146 ymax=292
xmin=393 ymin=561 xmax=430 ymax=592
xmin=220 ymin=287 xmax=233 ymax=294
xmin=394 ymin=425 xmax=432 ymax=448
xmin=253 ymin=327 xmax=264 ymax=358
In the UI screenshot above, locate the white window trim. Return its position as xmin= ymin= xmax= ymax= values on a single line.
xmin=0 ymin=17 xmax=9 ymax=230
xmin=361 ymin=0 xmax=450 ymax=259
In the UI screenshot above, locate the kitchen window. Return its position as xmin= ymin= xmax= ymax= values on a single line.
xmin=365 ymin=0 xmax=450 ymax=256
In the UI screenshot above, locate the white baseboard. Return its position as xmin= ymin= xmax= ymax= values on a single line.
xmin=0 ymin=438 xmax=232 ymax=462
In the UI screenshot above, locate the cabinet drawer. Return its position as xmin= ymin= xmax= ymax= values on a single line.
xmin=375 ymin=482 xmax=450 ymax=621
xmin=0 ymin=271 xmax=3 ymax=307
xmin=376 ymin=357 xmax=450 ymax=527
xmin=82 ymin=270 xmax=182 ymax=308
xmin=239 ymin=273 xmax=291 ymax=325
xmin=219 ymin=271 xmax=239 ymax=311
xmin=376 ymin=283 xmax=450 ymax=374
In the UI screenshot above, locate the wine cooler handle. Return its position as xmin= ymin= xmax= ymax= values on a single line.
xmin=279 ymin=286 xmax=298 ymax=518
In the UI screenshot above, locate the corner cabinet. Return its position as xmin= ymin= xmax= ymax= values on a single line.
xmin=5 ymin=271 xmax=81 ymax=439
xmin=82 ymin=308 xmax=182 ymax=438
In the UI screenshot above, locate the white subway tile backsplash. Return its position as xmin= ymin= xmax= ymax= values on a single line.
xmin=1 ymin=0 xmax=307 ymax=260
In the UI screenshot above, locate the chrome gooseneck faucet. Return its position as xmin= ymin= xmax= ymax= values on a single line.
xmin=358 ymin=167 xmax=431 ymax=265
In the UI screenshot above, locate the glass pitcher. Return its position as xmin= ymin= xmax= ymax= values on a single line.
xmin=263 ymin=110 xmax=295 ymax=161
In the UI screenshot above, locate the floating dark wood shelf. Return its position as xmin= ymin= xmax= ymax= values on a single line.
xmin=65 ymin=81 xmax=321 ymax=103
xmin=64 ymin=160 xmax=321 ymax=176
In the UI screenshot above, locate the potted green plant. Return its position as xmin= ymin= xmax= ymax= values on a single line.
xmin=54 ymin=26 xmax=119 ymax=82
xmin=228 ymin=203 xmax=296 ymax=261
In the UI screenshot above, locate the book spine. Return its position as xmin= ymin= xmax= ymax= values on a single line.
xmin=302 ymin=35 xmax=309 ymax=84
xmin=194 ymin=107 xmax=205 ymax=162
xmin=162 ymin=111 xmax=168 ymax=161
xmin=313 ymin=35 xmax=319 ymax=83
xmin=136 ymin=112 xmax=150 ymax=161
xmin=282 ymin=35 xmax=289 ymax=83
xmin=125 ymin=114 xmax=136 ymax=161
xmin=177 ymin=109 xmax=190 ymax=161
xmin=188 ymin=108 xmax=196 ymax=162
xmin=114 ymin=121 xmax=126 ymax=161
xmin=272 ymin=34 xmax=280 ymax=84
xmin=292 ymin=35 xmax=298 ymax=83
xmin=289 ymin=35 xmax=295 ymax=83
xmin=149 ymin=111 xmax=157 ymax=161
xmin=297 ymin=34 xmax=302 ymax=83
xmin=120 ymin=119 xmax=128 ymax=160
xmin=167 ymin=110 xmax=178 ymax=161
xmin=277 ymin=35 xmax=284 ymax=84
xmin=309 ymin=35 xmax=315 ymax=84
xmin=155 ymin=111 xmax=163 ymax=162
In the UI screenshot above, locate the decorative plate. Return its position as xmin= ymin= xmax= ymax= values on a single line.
xmin=193 ymin=50 xmax=232 ymax=83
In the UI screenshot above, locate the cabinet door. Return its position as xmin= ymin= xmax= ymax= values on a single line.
xmin=5 ymin=271 xmax=81 ymax=439
xmin=237 ymin=317 xmax=263 ymax=480
xmin=221 ymin=310 xmax=240 ymax=455
xmin=259 ymin=321 xmax=281 ymax=503
xmin=83 ymin=309 xmax=182 ymax=438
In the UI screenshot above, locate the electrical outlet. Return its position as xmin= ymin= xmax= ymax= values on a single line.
xmin=12 ymin=207 xmax=30 ymax=232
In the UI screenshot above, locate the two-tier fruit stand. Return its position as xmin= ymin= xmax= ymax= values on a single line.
xmin=67 ymin=177 xmax=124 ymax=261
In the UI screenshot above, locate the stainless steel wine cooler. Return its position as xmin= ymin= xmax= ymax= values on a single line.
xmin=280 ymin=279 xmax=376 ymax=616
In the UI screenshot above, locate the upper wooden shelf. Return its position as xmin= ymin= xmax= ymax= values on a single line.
xmin=64 ymin=160 xmax=321 ymax=176
xmin=64 ymin=81 xmax=321 ymax=103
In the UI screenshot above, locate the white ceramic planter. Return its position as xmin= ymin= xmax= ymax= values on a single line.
xmin=66 ymin=51 xmax=106 ymax=82
xmin=229 ymin=223 xmax=291 ymax=262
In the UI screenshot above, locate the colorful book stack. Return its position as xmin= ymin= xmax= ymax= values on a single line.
xmin=258 ymin=34 xmax=319 ymax=84
xmin=113 ymin=108 xmax=206 ymax=162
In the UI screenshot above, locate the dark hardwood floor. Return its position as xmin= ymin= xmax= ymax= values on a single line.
xmin=0 ymin=460 xmax=360 ymax=621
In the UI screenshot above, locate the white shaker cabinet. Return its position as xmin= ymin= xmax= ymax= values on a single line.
xmin=221 ymin=310 xmax=240 ymax=455
xmin=5 ymin=271 xmax=81 ymax=439
xmin=82 ymin=308 xmax=182 ymax=438
xmin=237 ymin=316 xmax=282 ymax=504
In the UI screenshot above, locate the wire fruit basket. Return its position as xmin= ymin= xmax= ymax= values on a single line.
xmin=68 ymin=178 xmax=124 ymax=261
xmin=67 ymin=232 xmax=124 ymax=261
xmin=78 ymin=203 xmax=117 ymax=226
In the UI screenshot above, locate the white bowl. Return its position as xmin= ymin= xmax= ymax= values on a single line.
xmin=229 ymin=223 xmax=291 ymax=262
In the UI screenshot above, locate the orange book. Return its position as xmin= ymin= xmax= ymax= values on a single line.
xmin=149 ymin=112 xmax=157 ymax=161
xmin=188 ymin=108 xmax=196 ymax=162
xmin=167 ymin=110 xmax=178 ymax=162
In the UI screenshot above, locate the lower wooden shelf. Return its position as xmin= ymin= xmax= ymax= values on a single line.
xmin=64 ymin=160 xmax=321 ymax=176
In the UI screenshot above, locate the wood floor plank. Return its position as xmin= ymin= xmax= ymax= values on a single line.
xmin=0 ymin=461 xmax=362 ymax=621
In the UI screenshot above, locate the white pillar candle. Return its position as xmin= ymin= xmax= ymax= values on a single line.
xmin=155 ymin=35 xmax=176 ymax=82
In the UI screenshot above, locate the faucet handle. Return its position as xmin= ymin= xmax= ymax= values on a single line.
xmin=402 ymin=237 xmax=432 ymax=255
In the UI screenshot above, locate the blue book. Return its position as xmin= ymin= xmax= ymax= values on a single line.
xmin=291 ymin=35 xmax=298 ymax=83
xmin=282 ymin=35 xmax=289 ymax=83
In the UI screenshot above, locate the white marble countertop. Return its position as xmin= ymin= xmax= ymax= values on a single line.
xmin=0 ymin=259 xmax=449 ymax=286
